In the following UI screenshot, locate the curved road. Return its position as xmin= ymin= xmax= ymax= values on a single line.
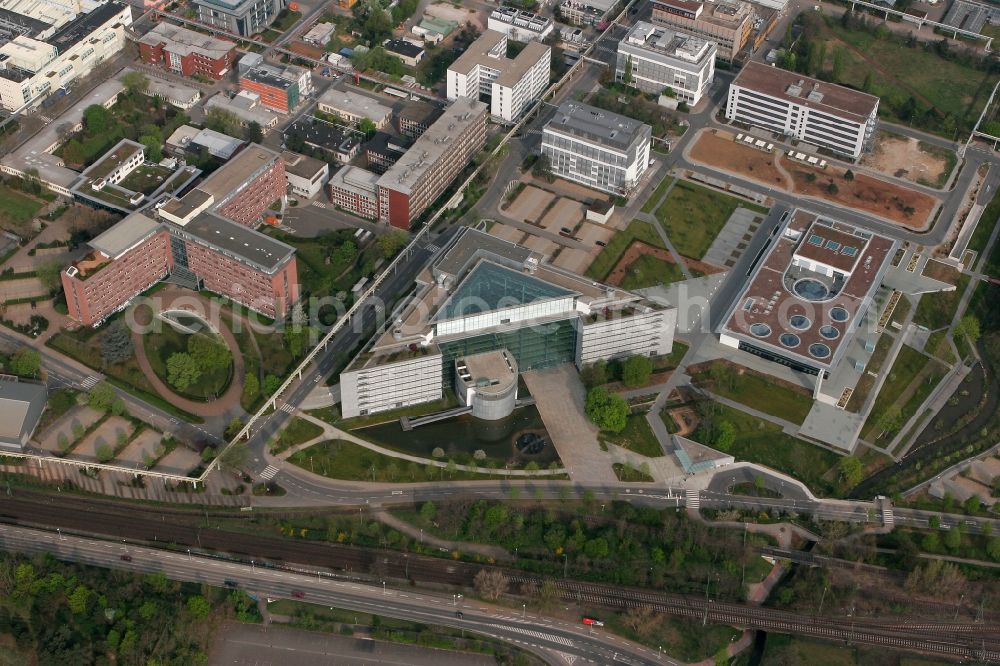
xmin=0 ymin=523 xmax=671 ymax=666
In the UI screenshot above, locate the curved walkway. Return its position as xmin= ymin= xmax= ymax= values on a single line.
xmin=131 ymin=291 xmax=246 ymax=418
xmin=271 ymin=412 xmax=569 ymax=477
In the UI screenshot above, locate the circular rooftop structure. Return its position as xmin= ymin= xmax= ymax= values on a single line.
xmin=779 ymin=333 xmax=800 ymax=348
xmin=809 ymin=343 xmax=832 ymax=359
xmin=792 ymin=278 xmax=831 ymax=302
xmin=789 ymin=314 xmax=810 ymax=330
xmin=818 ymin=325 xmax=840 ymax=340
xmin=455 ymin=349 xmax=519 ymax=421
xmin=750 ymin=322 xmax=771 ymax=338
xmin=830 ymin=306 xmax=850 ymax=322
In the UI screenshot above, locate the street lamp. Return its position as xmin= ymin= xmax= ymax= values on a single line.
xmin=382 ymin=580 xmax=386 ymax=596
xmin=522 ymin=603 xmax=526 ymax=619
xmin=251 ymin=560 xmax=255 ymax=573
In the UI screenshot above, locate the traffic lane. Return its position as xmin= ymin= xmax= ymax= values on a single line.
xmin=0 ymin=525 xmax=660 ymax=666
xmin=213 ymin=624 xmax=497 ymax=666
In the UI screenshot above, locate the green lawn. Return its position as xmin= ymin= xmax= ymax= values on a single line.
xmin=970 ymin=190 xmax=1000 ymax=258
xmin=654 ymin=181 xmax=762 ymax=260
xmin=288 ymin=439 xmax=510 ymax=482
xmin=913 ymin=274 xmax=970 ymax=329
xmin=692 ymin=402 xmax=841 ymax=496
xmin=612 ymin=462 xmax=654 ymax=482
xmin=601 ymin=412 xmax=663 ymax=457
xmin=924 ymin=330 xmax=957 ymax=365
xmin=618 ymin=254 xmax=684 ymax=290
xmin=269 ymin=416 xmax=324 ymax=455
xmin=142 ymin=325 xmax=232 ymax=401
xmin=808 ymin=14 xmax=1000 ymax=135
xmin=604 ymin=615 xmax=739 ymax=662
xmin=0 ymin=185 xmax=44 ymax=230
xmin=640 ymin=177 xmax=674 ymax=213
xmin=690 ymin=361 xmax=814 ymax=425
xmin=119 ymin=164 xmax=175 ymax=195
xmin=862 ymin=345 xmax=947 ymax=441
xmin=654 ymin=340 xmax=689 ymax=373
xmin=585 ymin=219 xmax=664 ymax=281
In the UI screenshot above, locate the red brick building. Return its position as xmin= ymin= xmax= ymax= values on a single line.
xmin=138 ymin=23 xmax=236 ymax=80
xmin=63 ymin=144 xmax=299 ymax=326
xmin=239 ymin=68 xmax=300 ymax=114
xmin=376 ymin=97 xmax=488 ymax=230
xmin=62 ymin=218 xmax=172 ymax=326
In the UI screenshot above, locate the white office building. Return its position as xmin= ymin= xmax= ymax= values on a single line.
xmin=487 ymin=6 xmax=553 ymax=42
xmin=0 ymin=1 xmax=132 ymax=111
xmin=725 ymin=61 xmax=879 ymax=159
xmin=316 ymin=87 xmax=393 ymax=129
xmin=447 ymin=29 xmax=550 ymax=123
xmin=616 ymin=21 xmax=716 ymax=105
xmin=339 ymin=227 xmax=675 ymax=418
xmin=541 ymin=101 xmax=652 ymax=196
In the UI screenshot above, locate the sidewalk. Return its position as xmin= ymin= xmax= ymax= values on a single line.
xmin=374 ymin=511 xmax=512 ymax=562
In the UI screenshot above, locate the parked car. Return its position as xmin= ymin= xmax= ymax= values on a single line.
xmin=224 ymin=580 xmax=239 ymax=588
xmin=455 ymin=611 xmax=464 ymax=619
xmin=582 ymin=617 xmax=604 ymax=626
xmin=120 ymin=554 xmax=132 ymax=562
xmin=291 ymin=590 xmax=306 ymax=599
xmin=595 ymin=240 xmax=607 ymax=247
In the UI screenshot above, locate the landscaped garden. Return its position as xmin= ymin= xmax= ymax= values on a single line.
xmin=142 ymin=321 xmax=233 ymax=402
xmin=585 ymin=219 xmax=664 ymax=281
xmin=600 ymin=412 xmax=663 ymax=457
xmin=861 ymin=344 xmax=948 ymax=442
xmin=654 ymin=181 xmax=764 ymax=260
xmin=689 ymin=361 xmax=814 ymax=425
xmin=618 ymin=254 xmax=684 ymax=290
xmin=0 ymin=182 xmax=46 ymax=233
xmin=689 ymin=401 xmax=841 ymax=496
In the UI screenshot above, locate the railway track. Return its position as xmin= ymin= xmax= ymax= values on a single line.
xmin=1 ymin=492 xmax=998 ymax=661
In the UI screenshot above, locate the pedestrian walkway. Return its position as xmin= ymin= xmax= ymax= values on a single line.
xmin=374 ymin=511 xmax=512 ymax=561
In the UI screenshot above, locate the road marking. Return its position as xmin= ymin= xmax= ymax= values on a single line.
xmin=279 ymin=403 xmax=295 ymax=414
xmin=485 ymin=623 xmax=574 ymax=648
xmin=424 ymin=243 xmax=441 ymax=252
xmin=260 ymin=465 xmax=279 ymax=481
xmin=686 ymin=489 xmax=700 ymax=510
xmin=80 ymin=376 xmax=100 ymax=389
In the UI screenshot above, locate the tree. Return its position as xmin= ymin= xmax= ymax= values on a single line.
xmin=121 ymin=71 xmax=149 ymax=97
xmin=99 ymin=322 xmax=134 ymax=366
xmin=621 ymin=355 xmax=653 ymax=388
xmin=585 ymin=387 xmax=629 ymax=433
xmin=473 ymin=569 xmax=508 ymax=600
xmin=531 ymin=154 xmax=553 ymax=182
xmin=186 ymin=595 xmax=211 ymax=619
xmin=987 ymin=537 xmax=1000 ymax=561
xmin=263 ymin=374 xmax=282 ymax=396
xmin=88 ymin=381 xmax=116 ymax=411
xmin=245 ymin=121 xmax=263 ymax=144
xmin=838 ymin=456 xmax=864 ymax=487
xmin=96 ymin=443 xmax=114 ymax=463
xmin=36 ymin=260 xmax=63 ymax=294
xmin=963 ymin=495 xmax=982 ymax=514
xmin=419 ymin=501 xmax=436 ymax=523
xmin=67 ymin=585 xmax=90 ymax=614
xmin=954 ymin=315 xmax=981 ymax=346
xmin=661 ymin=86 xmax=676 ymax=98
xmin=139 ymin=134 xmax=163 ymax=162
xmin=826 ymin=182 xmax=839 ymax=195
xmin=188 ymin=334 xmax=232 ymax=373
xmin=218 ymin=442 xmax=249 ymax=473
xmin=376 ymin=230 xmax=408 ymax=259
xmin=241 ymin=372 xmax=260 ymax=406
xmin=831 ymin=47 xmax=846 ymax=82
xmin=580 ymin=361 xmax=608 ymax=389
xmin=943 ymin=525 xmax=962 ymax=552
xmin=862 ymin=70 xmax=875 ymax=93
xmin=225 ymin=417 xmax=244 ymax=440
xmin=875 ymin=407 xmax=903 ymax=437
xmin=83 ymin=105 xmax=112 ymax=135
xmin=358 ymin=117 xmax=377 ymax=138
xmin=844 ymin=169 xmax=855 ymax=181
xmin=8 ymin=348 xmax=40 ymax=377
xmin=205 ymin=107 xmax=243 ymax=137
xmin=713 ymin=420 xmax=736 ymax=451
xmin=166 ymin=352 xmax=201 ymax=392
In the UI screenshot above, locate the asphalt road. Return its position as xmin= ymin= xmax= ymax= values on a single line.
xmin=0 ymin=523 xmax=670 ymax=666
xmin=213 ymin=624 xmax=498 ymax=666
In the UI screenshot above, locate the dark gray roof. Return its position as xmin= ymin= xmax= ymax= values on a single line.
xmin=434 ymin=227 xmax=533 ymax=281
xmin=384 ymin=39 xmax=423 ymax=58
xmin=544 ymin=101 xmax=651 ymax=153
xmin=0 ymin=378 xmax=47 ymax=449
xmin=177 ymin=213 xmax=295 ymax=274
xmin=47 ymin=2 xmax=126 ymax=50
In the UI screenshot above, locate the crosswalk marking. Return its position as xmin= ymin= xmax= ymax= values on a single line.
xmin=686 ymin=489 xmax=700 ymax=510
xmin=80 ymin=376 xmax=100 ymax=389
xmin=260 ymin=465 xmax=279 ymax=481
xmin=279 ymin=403 xmax=295 ymax=414
xmin=485 ymin=623 xmax=574 ymax=648
xmin=424 ymin=243 xmax=440 ymax=253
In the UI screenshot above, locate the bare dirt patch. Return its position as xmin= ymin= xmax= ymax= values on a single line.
xmin=505 ymin=185 xmax=555 ymax=223
xmin=73 ymin=416 xmax=135 ymax=461
xmin=688 ymin=130 xmax=939 ymax=229
xmin=117 ymin=429 xmax=163 ymax=467
xmin=862 ymin=134 xmax=952 ymax=187
xmin=154 ymin=445 xmax=201 ymax=476
xmin=540 ymin=198 xmax=584 ymax=232
xmin=922 ymin=258 xmax=962 ymax=285
xmin=0 ymin=277 xmax=47 ymax=301
xmin=37 ymin=406 xmax=102 ymax=453
xmin=788 ymin=163 xmax=938 ymax=230
xmin=425 ymin=2 xmax=483 ymax=29
xmin=689 ymin=130 xmax=789 ymax=188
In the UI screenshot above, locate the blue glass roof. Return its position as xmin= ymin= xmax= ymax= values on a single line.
xmin=434 ymin=261 xmax=574 ymax=321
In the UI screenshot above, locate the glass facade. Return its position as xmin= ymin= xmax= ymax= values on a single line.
xmin=439 ymin=318 xmax=578 ymax=375
xmin=435 ymin=262 xmax=573 ymax=321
